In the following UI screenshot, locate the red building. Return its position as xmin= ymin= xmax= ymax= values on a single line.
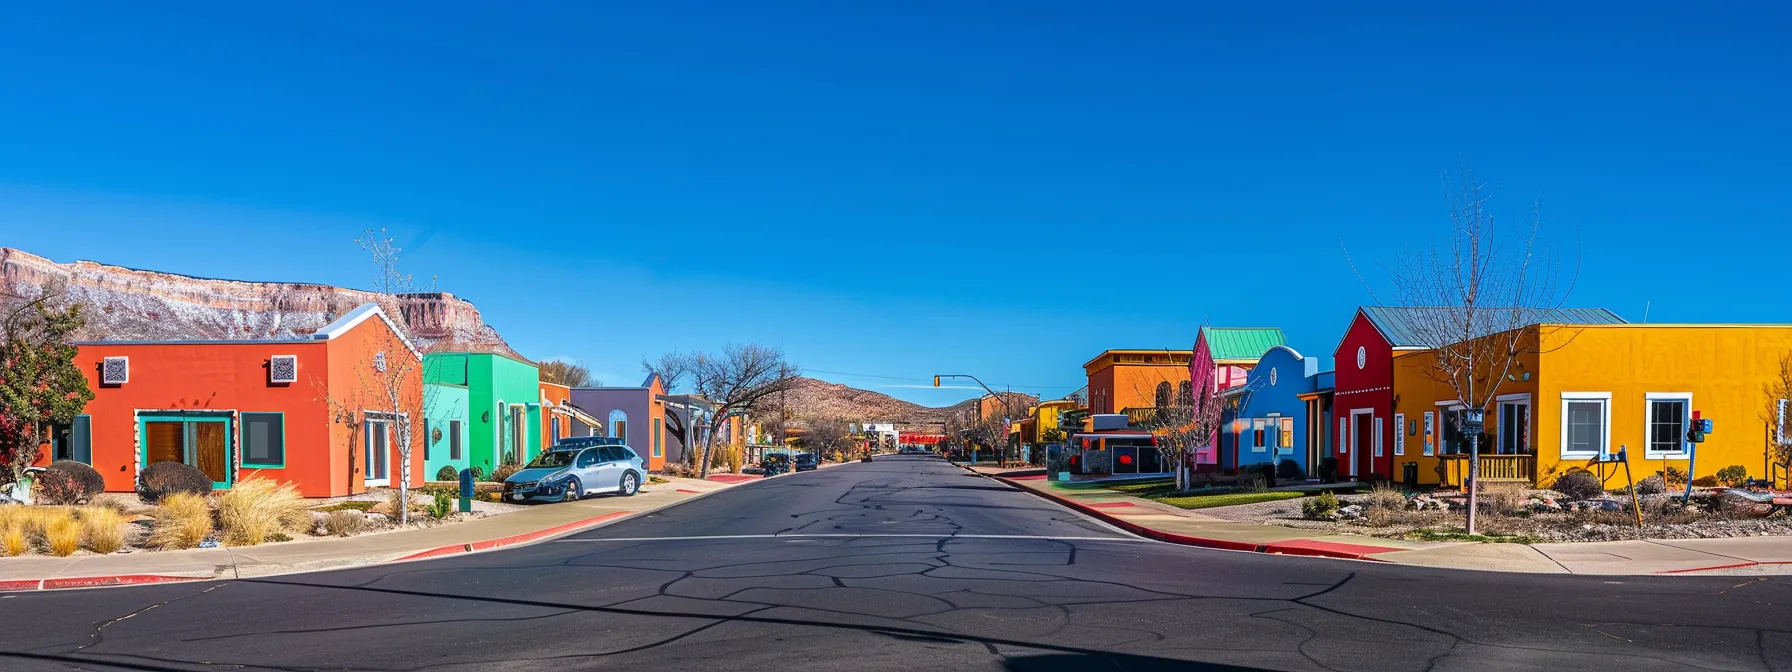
xmin=61 ymin=303 xmax=425 ymax=498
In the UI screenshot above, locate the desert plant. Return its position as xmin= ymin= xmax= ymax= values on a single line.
xmin=1633 ymin=474 xmax=1666 ymax=496
xmin=435 ymin=465 xmax=459 ymax=481
xmin=1302 ymin=491 xmax=1340 ymax=519
xmin=37 ymin=460 xmax=106 ymax=505
xmin=322 ymin=509 xmax=368 ymax=537
xmin=1715 ymin=465 xmax=1748 ymax=487
xmin=1366 ymin=483 xmax=1406 ymax=512
xmin=1243 ymin=463 xmax=1277 ymax=489
xmin=1276 ymin=459 xmax=1303 ymax=480
xmin=147 ymin=492 xmax=214 ymax=549
xmin=1663 ymin=466 xmax=1688 ymax=486
xmin=1477 ymin=484 xmax=1526 ymax=515
xmin=1551 ymin=470 xmax=1605 ymax=501
xmin=137 ymin=461 xmax=214 ymax=504
xmin=1318 ymin=456 xmax=1339 ymax=483
xmin=44 ymin=515 xmax=80 ymax=556
xmin=427 ymin=490 xmax=453 ymax=520
xmin=216 ymin=478 xmax=309 ymax=546
xmin=77 ymin=506 xmax=126 ymax=554
xmin=1 ymin=522 xmax=25 ymax=556
xmin=1244 ymin=473 xmax=1269 ymax=493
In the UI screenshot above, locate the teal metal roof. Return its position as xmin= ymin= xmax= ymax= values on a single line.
xmin=1200 ymin=327 xmax=1287 ymax=362
xmin=1360 ymin=306 xmax=1626 ymax=348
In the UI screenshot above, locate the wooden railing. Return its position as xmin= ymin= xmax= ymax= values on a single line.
xmin=1439 ymin=454 xmax=1534 ymax=488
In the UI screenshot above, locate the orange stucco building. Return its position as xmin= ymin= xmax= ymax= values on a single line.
xmin=63 ymin=304 xmax=425 ymax=498
xmin=1084 ymin=349 xmax=1193 ymax=416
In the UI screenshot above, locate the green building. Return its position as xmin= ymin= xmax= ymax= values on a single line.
xmin=421 ymin=378 xmax=470 ymax=481
xmin=423 ymin=352 xmax=542 ymax=477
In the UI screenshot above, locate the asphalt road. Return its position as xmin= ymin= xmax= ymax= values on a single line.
xmin=2 ymin=456 xmax=1788 ymax=671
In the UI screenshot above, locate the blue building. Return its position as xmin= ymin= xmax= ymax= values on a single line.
xmin=1220 ymin=346 xmax=1333 ymax=477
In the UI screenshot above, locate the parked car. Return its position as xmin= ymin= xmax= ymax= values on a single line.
xmin=552 ymin=436 xmax=625 ymax=449
xmin=761 ymin=453 xmax=791 ymax=477
xmin=502 ymin=444 xmax=645 ymax=503
xmin=793 ymin=452 xmax=818 ymax=472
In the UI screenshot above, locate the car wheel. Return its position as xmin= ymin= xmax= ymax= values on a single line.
xmin=562 ymin=477 xmax=583 ymax=503
xmin=619 ymin=472 xmax=640 ymax=497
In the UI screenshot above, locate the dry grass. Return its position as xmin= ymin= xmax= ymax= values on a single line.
xmin=1 ymin=523 xmax=24 ymax=556
xmin=1365 ymin=484 xmax=1406 ymax=512
xmin=147 ymin=492 xmax=214 ymax=549
xmin=323 ymin=510 xmax=368 ymax=537
xmin=1478 ymin=484 xmax=1528 ymax=515
xmin=78 ymin=507 xmax=128 ymax=554
xmin=45 ymin=516 xmax=81 ymax=556
xmin=217 ymin=478 xmax=309 ymax=546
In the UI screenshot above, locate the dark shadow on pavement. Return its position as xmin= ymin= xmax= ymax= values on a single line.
xmin=1004 ymin=652 xmax=1274 ymax=671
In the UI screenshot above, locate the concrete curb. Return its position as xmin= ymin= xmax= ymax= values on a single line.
xmin=1657 ymin=560 xmax=1792 ymax=575
xmin=395 ymin=511 xmax=631 ymax=561
xmin=980 ymin=470 xmax=1391 ymax=562
xmin=0 ymin=574 xmax=214 ymax=593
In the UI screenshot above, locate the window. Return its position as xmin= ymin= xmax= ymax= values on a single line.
xmin=552 ymin=417 xmax=563 ymax=443
xmin=52 ymin=416 xmax=92 ymax=463
xmin=599 ymin=446 xmax=626 ymax=463
xmin=1393 ymin=413 xmax=1405 ymax=456
xmin=577 ymin=449 xmax=600 ymax=468
xmin=142 ymin=414 xmax=231 ymax=486
xmin=1422 ymin=412 xmax=1435 ymax=456
xmin=1560 ymin=393 xmax=1611 ymax=459
xmin=449 ymin=420 xmax=463 ymax=460
xmin=621 ymin=446 xmax=640 ymax=461
xmin=1372 ymin=417 xmax=1383 ymax=457
xmin=241 ymin=413 xmax=285 ymax=467
xmin=1251 ymin=419 xmax=1267 ymax=452
xmin=609 ymin=410 xmax=628 ymax=442
xmin=1279 ymin=417 xmax=1294 ymax=452
xmin=653 ymin=423 xmax=663 ymax=457
xmin=1338 ymin=417 xmax=1349 ymax=454
xmin=1155 ymin=382 xmax=1172 ymax=408
xmin=365 ymin=416 xmax=392 ymax=484
xmin=1645 ymin=393 xmax=1691 ymax=458
xmin=1498 ymin=399 xmax=1530 ymax=455
xmin=423 ymin=419 xmax=432 ymax=461
xmin=1779 ymin=398 xmax=1791 ymax=446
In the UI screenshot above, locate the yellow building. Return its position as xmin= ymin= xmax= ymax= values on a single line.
xmin=1395 ymin=323 xmax=1792 ymax=489
xmin=1031 ymin=399 xmax=1079 ymax=443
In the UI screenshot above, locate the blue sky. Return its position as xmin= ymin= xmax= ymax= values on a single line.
xmin=3 ymin=1 xmax=1787 ymax=406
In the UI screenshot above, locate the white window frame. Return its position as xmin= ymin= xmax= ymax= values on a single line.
xmin=1251 ymin=418 xmax=1268 ymax=453
xmin=1393 ymin=413 xmax=1405 ymax=456
xmin=1559 ymin=392 xmax=1612 ymax=460
xmin=1643 ymin=392 xmax=1692 ymax=460
xmin=1422 ymin=411 xmax=1435 ymax=456
xmin=1495 ymin=393 xmax=1532 ymax=456
xmin=1372 ymin=417 xmax=1384 ymax=457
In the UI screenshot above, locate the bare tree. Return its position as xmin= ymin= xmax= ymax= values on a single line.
xmin=1765 ymin=353 xmax=1792 ymax=488
xmin=1362 ymin=167 xmax=1574 ymax=533
xmin=539 ymin=359 xmax=594 ymax=387
xmin=650 ymin=345 xmax=800 ymax=478
xmin=803 ymin=416 xmax=853 ymax=459
xmin=321 ymin=229 xmax=432 ymax=525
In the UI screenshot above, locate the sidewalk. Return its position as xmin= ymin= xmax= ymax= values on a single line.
xmin=0 ymin=476 xmax=738 ymax=591
xmin=981 ymin=469 xmax=1792 ymax=575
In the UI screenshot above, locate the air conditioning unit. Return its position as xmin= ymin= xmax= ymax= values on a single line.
xmin=102 ymin=356 xmax=130 ymax=385
xmin=270 ymin=355 xmax=298 ymax=384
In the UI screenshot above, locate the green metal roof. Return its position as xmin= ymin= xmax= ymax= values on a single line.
xmin=1200 ymin=327 xmax=1286 ymax=362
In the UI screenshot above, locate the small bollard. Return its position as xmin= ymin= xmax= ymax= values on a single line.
xmin=458 ymin=468 xmax=475 ymax=513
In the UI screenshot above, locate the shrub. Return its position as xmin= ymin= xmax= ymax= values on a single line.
xmin=323 ymin=510 xmax=368 ymax=537
xmin=1276 ymin=459 xmax=1303 ymax=480
xmin=1715 ymin=465 xmax=1748 ymax=487
xmin=78 ymin=506 xmax=127 ymax=554
xmin=1633 ymin=474 xmax=1666 ymax=496
xmin=1244 ymin=473 xmax=1268 ymax=493
xmin=1243 ymin=463 xmax=1277 ymax=488
xmin=427 ymin=490 xmax=453 ymax=520
xmin=45 ymin=516 xmax=81 ymax=556
xmin=1 ymin=523 xmax=24 ymax=556
xmin=1691 ymin=475 xmax=1719 ymax=487
xmin=217 ymin=478 xmax=309 ymax=546
xmin=490 ymin=464 xmax=521 ymax=482
xmin=1363 ymin=472 xmax=1389 ymax=486
xmin=1477 ymin=484 xmax=1525 ymax=515
xmin=138 ymin=461 xmax=214 ymax=504
xmin=1663 ymin=466 xmax=1688 ymax=486
xmin=469 ymin=466 xmax=484 ymax=479
xmin=659 ymin=462 xmax=696 ymax=478
xmin=435 ymin=465 xmax=459 ymax=481
xmin=38 ymin=461 xmax=107 ymax=505
xmin=1552 ymin=470 xmax=1604 ymax=501
xmin=147 ymin=492 xmax=214 ymax=549
xmin=1302 ymin=491 xmax=1340 ymax=519
xmin=1318 ymin=457 xmax=1339 ymax=483
xmin=1366 ymin=483 xmax=1406 ymax=512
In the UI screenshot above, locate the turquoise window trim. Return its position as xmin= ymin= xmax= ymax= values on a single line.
xmin=240 ymin=412 xmax=287 ymax=469
xmin=137 ymin=411 xmax=234 ymax=489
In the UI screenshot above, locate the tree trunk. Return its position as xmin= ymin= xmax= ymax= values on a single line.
xmin=698 ymin=424 xmax=714 ymax=480
xmin=1466 ymin=433 xmax=1480 ymax=535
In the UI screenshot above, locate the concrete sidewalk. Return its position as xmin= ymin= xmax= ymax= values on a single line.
xmin=0 ymin=476 xmax=737 ymax=590
xmin=986 ymin=470 xmax=1792 ymax=575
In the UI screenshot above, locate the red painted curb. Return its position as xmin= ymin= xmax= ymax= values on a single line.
xmin=0 ymin=580 xmax=43 ymax=592
xmin=396 ymin=511 xmax=631 ymax=561
xmin=1657 ymin=560 xmax=1792 ymax=575
xmin=40 ymin=575 xmax=206 ymax=591
xmin=675 ymin=489 xmax=701 ymax=494
xmin=991 ymin=475 xmax=1385 ymax=562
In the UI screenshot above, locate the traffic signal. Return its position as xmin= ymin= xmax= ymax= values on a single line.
xmin=933 ymin=376 xmax=941 ymax=387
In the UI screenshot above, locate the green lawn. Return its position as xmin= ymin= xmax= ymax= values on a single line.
xmin=1149 ymin=490 xmax=1307 ymax=510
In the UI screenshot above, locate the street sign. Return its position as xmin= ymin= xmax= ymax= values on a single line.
xmin=1699 ymin=418 xmax=1713 ymax=433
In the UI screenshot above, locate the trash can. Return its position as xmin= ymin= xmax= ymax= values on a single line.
xmin=1402 ymin=462 xmax=1419 ymax=491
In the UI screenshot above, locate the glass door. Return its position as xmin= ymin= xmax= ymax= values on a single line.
xmin=139 ymin=413 xmax=232 ymax=489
